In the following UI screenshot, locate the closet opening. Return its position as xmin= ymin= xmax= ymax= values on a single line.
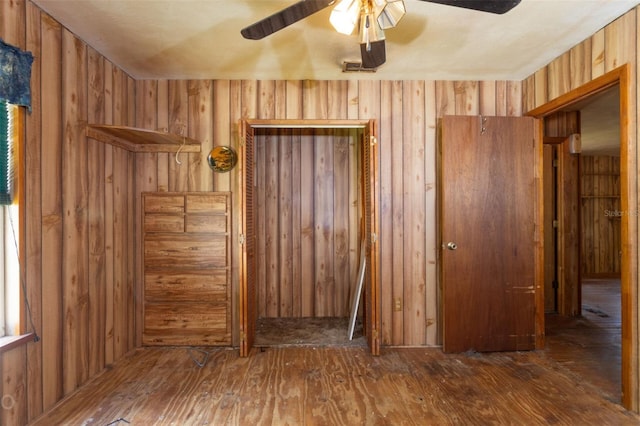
xmin=239 ymin=119 xmax=380 ymax=356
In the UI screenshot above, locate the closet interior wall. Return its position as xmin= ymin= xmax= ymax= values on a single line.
xmin=254 ymin=128 xmax=363 ymax=319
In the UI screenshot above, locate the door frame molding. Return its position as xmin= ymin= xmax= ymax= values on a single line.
xmin=238 ymin=118 xmax=380 ymax=356
xmin=526 ymin=64 xmax=635 ymax=409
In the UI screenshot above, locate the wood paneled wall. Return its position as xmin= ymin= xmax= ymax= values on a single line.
xmin=581 ymin=155 xmax=622 ymax=277
xmin=1 ymin=1 xmax=137 ymax=424
xmin=0 ymin=3 xmax=524 ymax=419
xmin=4 ymin=0 xmax=640 ymax=422
xmin=254 ymin=128 xmax=361 ymax=319
xmin=522 ymin=7 xmax=639 ymax=410
xmin=130 ymin=79 xmax=524 ymax=350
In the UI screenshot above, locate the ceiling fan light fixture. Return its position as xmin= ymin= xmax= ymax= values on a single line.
xmin=375 ymin=0 xmax=406 ymax=30
xmin=330 ymin=0 xmax=361 ymax=35
xmin=359 ymin=10 xmax=385 ymax=49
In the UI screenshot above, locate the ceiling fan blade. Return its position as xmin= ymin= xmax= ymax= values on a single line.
xmin=241 ymin=0 xmax=336 ymax=40
xmin=421 ymin=0 xmax=521 ymax=15
xmin=360 ymin=40 xmax=386 ymax=69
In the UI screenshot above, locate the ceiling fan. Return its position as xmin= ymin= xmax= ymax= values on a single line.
xmin=241 ymin=0 xmax=522 ymax=70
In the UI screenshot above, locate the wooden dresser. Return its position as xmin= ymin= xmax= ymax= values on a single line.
xmin=142 ymin=192 xmax=231 ymax=346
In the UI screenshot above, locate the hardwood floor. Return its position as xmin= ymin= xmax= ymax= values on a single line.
xmin=29 ymin=280 xmax=633 ymax=425
xmin=30 ymin=343 xmax=639 ymax=425
xmin=544 ymin=278 xmax=622 ymax=403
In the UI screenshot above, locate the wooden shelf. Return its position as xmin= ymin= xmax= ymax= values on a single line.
xmin=86 ymin=124 xmax=201 ymax=153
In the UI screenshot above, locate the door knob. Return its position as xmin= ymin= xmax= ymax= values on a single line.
xmin=446 ymin=242 xmax=457 ymax=250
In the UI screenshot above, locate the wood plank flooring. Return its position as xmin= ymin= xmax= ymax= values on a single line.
xmin=545 ymin=278 xmax=622 ymax=402
xmin=30 ymin=344 xmax=639 ymax=425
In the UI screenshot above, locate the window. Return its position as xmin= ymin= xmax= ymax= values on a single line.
xmin=0 ymin=101 xmax=20 ymax=338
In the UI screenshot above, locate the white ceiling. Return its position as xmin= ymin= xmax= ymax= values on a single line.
xmin=30 ymin=0 xmax=631 ymax=155
xmin=31 ymin=0 xmax=640 ymax=81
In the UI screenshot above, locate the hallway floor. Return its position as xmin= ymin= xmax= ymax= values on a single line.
xmin=544 ymin=278 xmax=621 ymax=403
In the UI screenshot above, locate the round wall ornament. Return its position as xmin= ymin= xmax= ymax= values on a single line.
xmin=207 ymin=146 xmax=238 ymax=172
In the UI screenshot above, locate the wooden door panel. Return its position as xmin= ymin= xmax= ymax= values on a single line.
xmin=240 ymin=120 xmax=257 ymax=357
xmin=363 ymin=120 xmax=380 ymax=356
xmin=441 ymin=115 xmax=537 ymax=353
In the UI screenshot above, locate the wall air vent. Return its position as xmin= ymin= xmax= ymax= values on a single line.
xmin=342 ymin=61 xmax=377 ymax=73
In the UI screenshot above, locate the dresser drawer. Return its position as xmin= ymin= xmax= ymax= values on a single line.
xmin=186 ymin=193 xmax=229 ymax=213
xmin=144 ymin=214 xmax=184 ymax=232
xmin=185 ymin=214 xmax=227 ymax=233
xmin=144 ymin=194 xmax=184 ymax=213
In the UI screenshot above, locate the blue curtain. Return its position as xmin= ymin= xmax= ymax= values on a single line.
xmin=0 ymin=39 xmax=33 ymax=109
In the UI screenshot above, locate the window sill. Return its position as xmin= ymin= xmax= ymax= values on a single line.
xmin=0 ymin=333 xmax=36 ymax=355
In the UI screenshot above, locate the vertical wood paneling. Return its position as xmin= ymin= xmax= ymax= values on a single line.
xmin=424 ymin=80 xmax=438 ymax=345
xmin=570 ymin=40 xmax=592 ymax=89
xmin=212 ymin=80 xmax=231 ymax=191
xmin=506 ymin=81 xmax=523 ymax=116
xmin=252 ymin=126 xmax=360 ymax=319
xmin=87 ymin=46 xmax=106 ymax=379
xmin=534 ymin=68 xmax=548 ymax=108
xmin=1 ymin=2 xmax=28 ymax=424
xmin=126 ymin=122 xmax=136 ymax=352
xmin=39 ymin=11 xmax=64 ymax=412
xmin=62 ymin=28 xmax=90 ymax=393
xmin=303 ymin=80 xmax=329 ymax=119
xmin=279 ymin=131 xmax=294 ymax=316
xmin=605 ymin=12 xmax=635 ymax=71
xmin=435 ymin=81 xmax=456 ymax=116
xmin=290 ymin=130 xmax=302 ymax=318
xmin=547 ymin=52 xmax=571 ymax=100
xmin=265 ymin=131 xmax=279 ymax=316
xmin=157 ymin=80 xmax=170 ymax=192
xmin=591 ymin=29 xmax=606 ymax=79
xmin=103 ymin=61 xmax=115 ymax=367
xmin=135 ymin=79 xmax=159 ymax=348
xmin=25 ymin=1 xmax=43 ymax=419
xmin=522 ymin=6 xmax=638 ymax=410
xmin=188 ymin=80 xmax=213 ymax=191
xmin=300 ymin=136 xmax=315 ymax=317
xmin=258 ymin=80 xmax=276 ymax=119
xmin=287 ymin=84 xmax=303 ymax=317
xmin=480 ymin=81 xmax=497 ymax=115
xmin=333 ymin=129 xmax=350 ymax=314
xmin=328 ymin=83 xmax=349 ymax=316
xmin=581 ymin=156 xmax=621 ymax=277
xmin=523 ymin=74 xmax=536 ymax=113
xmin=168 ymin=80 xmax=189 ymax=192
xmin=7 ymin=2 xmax=640 ymax=422
xmin=2 ymin=347 xmax=27 ymax=425
xmin=403 ymin=81 xmax=427 ymax=346
xmin=379 ymin=81 xmax=396 ymax=344
xmin=314 ymin=131 xmax=334 ymax=316
xmin=0 ymin=0 xmax=25 ymax=47
xmin=107 ymin=67 xmax=135 ymax=360
xmin=0 ymin=3 xmax=138 ymax=422
xmin=454 ymin=81 xmax=479 ymax=115
xmin=389 ymin=81 xmax=405 ymax=345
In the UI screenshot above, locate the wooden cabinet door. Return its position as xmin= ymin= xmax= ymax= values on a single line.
xmin=363 ymin=120 xmax=380 ymax=356
xmin=440 ymin=115 xmax=538 ymax=353
xmin=239 ymin=120 xmax=257 ymax=357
